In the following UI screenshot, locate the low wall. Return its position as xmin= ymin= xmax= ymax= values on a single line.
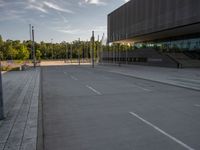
xmin=102 ymin=48 xmax=178 ymax=68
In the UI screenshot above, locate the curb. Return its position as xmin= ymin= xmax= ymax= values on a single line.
xmin=1 ymin=71 xmax=8 ymax=74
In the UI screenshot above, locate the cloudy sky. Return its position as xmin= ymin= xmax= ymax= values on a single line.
xmin=0 ymin=0 xmax=129 ymax=43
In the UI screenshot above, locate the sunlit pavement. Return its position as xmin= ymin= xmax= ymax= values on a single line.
xmin=40 ymin=60 xmax=91 ymax=66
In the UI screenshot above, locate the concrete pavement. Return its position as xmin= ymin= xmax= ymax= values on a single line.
xmin=41 ymin=65 xmax=200 ymax=150
xmin=0 ymin=68 xmax=40 ymax=150
xmin=97 ymin=64 xmax=200 ymax=91
xmin=1 ymin=64 xmax=199 ymax=150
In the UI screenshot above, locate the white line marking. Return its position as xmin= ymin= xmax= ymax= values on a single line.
xmin=131 ymin=84 xmax=152 ymax=92
xmin=64 ymin=72 xmax=78 ymax=81
xmin=70 ymin=75 xmax=78 ymax=81
xmin=194 ymin=104 xmax=200 ymax=107
xmin=86 ymin=85 xmax=102 ymax=95
xmin=129 ymin=112 xmax=195 ymax=150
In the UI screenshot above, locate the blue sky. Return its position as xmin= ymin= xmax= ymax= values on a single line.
xmin=0 ymin=0 xmax=128 ymax=43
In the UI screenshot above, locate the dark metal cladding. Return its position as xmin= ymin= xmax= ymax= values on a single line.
xmin=108 ymin=0 xmax=200 ymax=43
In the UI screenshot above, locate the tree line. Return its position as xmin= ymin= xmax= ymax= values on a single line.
xmin=0 ymin=34 xmax=133 ymax=61
xmin=0 ymin=34 xmax=102 ymax=61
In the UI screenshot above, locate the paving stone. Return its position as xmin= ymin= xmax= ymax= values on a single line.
xmin=8 ymin=122 xmax=25 ymax=140
xmin=21 ymin=138 xmax=36 ymax=150
xmin=4 ymin=144 xmax=20 ymax=150
xmin=0 ymin=68 xmax=40 ymax=150
xmin=5 ymin=136 xmax=21 ymax=147
xmin=23 ymin=123 xmax=37 ymax=140
xmin=0 ymin=122 xmax=12 ymax=143
xmin=0 ymin=143 xmax=4 ymax=150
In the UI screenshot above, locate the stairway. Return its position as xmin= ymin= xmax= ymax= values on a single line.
xmin=166 ymin=53 xmax=200 ymax=68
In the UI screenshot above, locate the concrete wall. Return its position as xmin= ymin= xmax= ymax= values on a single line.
xmin=108 ymin=0 xmax=200 ymax=43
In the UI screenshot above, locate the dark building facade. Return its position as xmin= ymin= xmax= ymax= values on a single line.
xmin=105 ymin=0 xmax=200 ymax=68
xmin=108 ymin=0 xmax=200 ymax=50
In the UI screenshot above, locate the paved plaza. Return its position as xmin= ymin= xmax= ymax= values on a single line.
xmin=97 ymin=64 xmax=200 ymax=91
xmin=42 ymin=65 xmax=200 ymax=150
xmin=0 ymin=64 xmax=200 ymax=150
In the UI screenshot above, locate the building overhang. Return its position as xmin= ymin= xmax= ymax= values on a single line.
xmin=111 ymin=22 xmax=200 ymax=44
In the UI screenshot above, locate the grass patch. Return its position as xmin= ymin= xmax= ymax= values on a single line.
xmin=1 ymin=65 xmax=20 ymax=71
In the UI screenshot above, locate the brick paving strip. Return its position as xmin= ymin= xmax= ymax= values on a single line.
xmin=0 ymin=68 xmax=40 ymax=150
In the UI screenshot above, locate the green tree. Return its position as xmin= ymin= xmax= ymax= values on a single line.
xmin=0 ymin=34 xmax=102 ymax=61
xmin=7 ymin=45 xmax=18 ymax=60
xmin=36 ymin=49 xmax=42 ymax=60
xmin=17 ymin=45 xmax=29 ymax=60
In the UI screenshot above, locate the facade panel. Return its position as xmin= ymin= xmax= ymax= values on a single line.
xmin=108 ymin=0 xmax=200 ymax=43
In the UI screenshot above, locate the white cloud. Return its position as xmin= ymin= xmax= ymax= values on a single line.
xmin=43 ymin=1 xmax=74 ymax=13
xmin=81 ymin=0 xmax=107 ymax=6
xmin=51 ymin=25 xmax=80 ymax=35
xmin=58 ymin=29 xmax=81 ymax=34
xmin=28 ymin=0 xmax=36 ymax=2
xmin=0 ymin=0 xmax=126 ymax=42
xmin=26 ymin=4 xmax=48 ymax=13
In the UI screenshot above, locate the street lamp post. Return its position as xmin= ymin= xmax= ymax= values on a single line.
xmin=67 ymin=44 xmax=69 ymax=63
xmin=97 ymin=35 xmax=99 ymax=63
xmin=118 ymin=43 xmax=121 ymax=67
xmin=29 ymin=24 xmax=32 ymax=59
xmin=107 ymin=43 xmax=110 ymax=63
xmin=112 ymin=45 xmax=114 ymax=64
xmin=70 ymin=43 xmax=72 ymax=63
xmin=51 ymin=39 xmax=53 ymax=60
xmin=65 ymin=42 xmax=67 ymax=63
xmin=92 ymin=31 xmax=95 ymax=68
xmin=100 ymin=33 xmax=104 ymax=64
xmin=0 ymin=61 xmax=4 ymax=120
xmin=32 ymin=26 xmax=36 ymax=68
xmin=86 ymin=40 xmax=89 ymax=62
xmin=125 ymin=45 xmax=127 ymax=64
xmin=78 ymin=38 xmax=80 ymax=65
xmin=82 ymin=42 xmax=84 ymax=63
